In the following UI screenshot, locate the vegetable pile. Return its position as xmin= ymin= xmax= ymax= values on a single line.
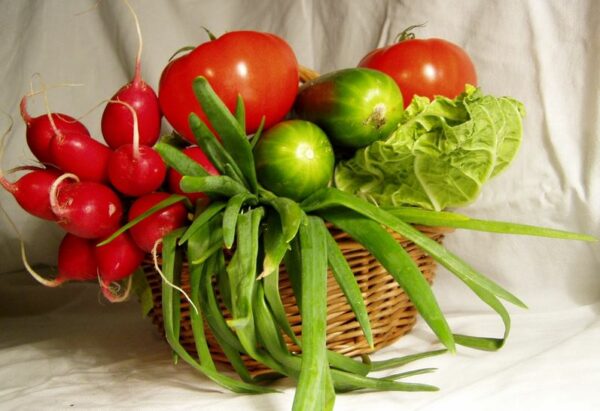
xmin=1 ymin=5 xmax=596 ymax=410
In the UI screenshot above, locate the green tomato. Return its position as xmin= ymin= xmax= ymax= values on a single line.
xmin=294 ymin=68 xmax=404 ymax=148
xmin=254 ymin=120 xmax=334 ymax=201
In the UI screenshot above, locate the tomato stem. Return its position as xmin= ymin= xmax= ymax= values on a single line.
xmin=168 ymin=46 xmax=195 ymax=62
xmin=202 ymin=26 xmax=218 ymax=41
xmin=394 ymin=23 xmax=427 ymax=43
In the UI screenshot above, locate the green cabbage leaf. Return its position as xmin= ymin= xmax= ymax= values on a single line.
xmin=334 ymin=86 xmax=525 ymax=211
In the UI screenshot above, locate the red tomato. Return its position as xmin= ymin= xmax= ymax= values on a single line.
xmin=359 ymin=36 xmax=477 ymax=107
xmin=159 ymin=31 xmax=299 ymax=143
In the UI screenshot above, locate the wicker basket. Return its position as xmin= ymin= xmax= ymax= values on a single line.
xmin=144 ymin=224 xmax=450 ymax=376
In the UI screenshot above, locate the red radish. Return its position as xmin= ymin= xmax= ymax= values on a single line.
xmin=107 ymin=100 xmax=166 ymax=196
xmin=101 ymin=0 xmax=161 ymax=149
xmin=20 ymin=95 xmax=89 ymax=164
xmin=109 ymin=145 xmax=166 ymax=196
xmin=50 ymin=173 xmax=123 ymax=239
xmin=167 ymin=146 xmax=218 ymax=204
xmin=128 ymin=192 xmax=188 ymax=252
xmin=0 ymin=166 xmax=62 ymax=221
xmin=57 ymin=233 xmax=98 ymax=282
xmin=49 ymin=130 xmax=112 ymax=183
xmin=95 ymin=231 xmax=145 ymax=284
xmin=0 ymin=115 xmax=62 ymax=220
xmin=22 ymin=232 xmax=98 ymax=288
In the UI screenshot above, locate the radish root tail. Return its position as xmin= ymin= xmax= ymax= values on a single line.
xmin=0 ymin=201 xmax=64 ymax=287
xmin=123 ymin=0 xmax=143 ymax=85
xmin=99 ymin=274 xmax=133 ymax=303
xmin=49 ymin=173 xmax=79 ymax=217
xmin=152 ymin=239 xmax=199 ymax=315
xmin=0 ymin=110 xmax=15 ymax=188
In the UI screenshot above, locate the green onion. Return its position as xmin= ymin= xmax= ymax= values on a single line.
xmin=234 ymin=94 xmax=245 ymax=130
xmin=180 ymin=175 xmax=249 ymax=197
xmin=178 ymin=201 xmax=226 ymax=245
xmin=155 ymin=142 xmax=210 ymax=177
xmin=192 ymin=76 xmax=258 ymax=192
xmin=386 ymin=207 xmax=597 ymax=241
xmin=222 ymin=192 xmax=257 ymax=249
xmin=160 ymin=228 xmax=274 ymax=393
xmin=188 ymin=113 xmax=248 ymax=186
xmin=97 ymin=194 xmax=187 ymax=246
xmin=187 ymin=246 xmax=217 ymax=370
xmin=321 ymin=208 xmax=455 ymax=353
xmin=293 ymin=216 xmax=334 ymax=411
xmin=324 ymin=228 xmax=374 ymax=349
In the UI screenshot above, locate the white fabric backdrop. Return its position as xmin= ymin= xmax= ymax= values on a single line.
xmin=1 ymin=0 xmax=599 ymax=410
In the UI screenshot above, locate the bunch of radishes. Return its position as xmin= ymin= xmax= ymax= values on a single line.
xmin=0 ymin=1 xmax=205 ymax=301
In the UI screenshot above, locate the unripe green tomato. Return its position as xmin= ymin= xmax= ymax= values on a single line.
xmin=294 ymin=68 xmax=404 ymax=148
xmin=254 ymin=120 xmax=334 ymax=201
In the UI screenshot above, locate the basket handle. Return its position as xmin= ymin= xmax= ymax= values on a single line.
xmin=299 ymin=65 xmax=319 ymax=83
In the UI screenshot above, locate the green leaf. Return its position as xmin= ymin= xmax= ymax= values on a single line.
xmin=283 ymin=236 xmax=303 ymax=313
xmin=97 ymin=195 xmax=187 ymax=247
xmin=452 ymin=282 xmax=511 ymax=351
xmin=187 ymin=253 xmax=217 ymax=370
xmin=369 ymin=349 xmax=447 ymax=372
xmin=262 ymin=196 xmax=304 ymax=244
xmin=180 ymin=175 xmax=249 ymax=197
xmin=226 ymin=208 xmax=288 ymax=374
xmin=250 ymin=115 xmax=266 ymax=150
xmin=293 ymin=216 xmax=334 ymax=411
xmin=320 ymin=208 xmax=456 ymax=353
xmin=234 ymin=94 xmax=246 ymax=130
xmin=253 ymin=280 xmax=438 ymax=393
xmin=179 ymin=201 xmax=226 ymax=245
xmin=253 ymin=283 xmax=301 ymax=375
xmin=218 ymin=260 xmax=233 ymax=313
xmin=192 ymin=76 xmax=258 ymax=192
xmin=386 ymin=207 xmax=597 ymax=242
xmin=261 ymin=213 xmax=300 ymax=345
xmin=198 ymin=252 xmax=246 ymax=353
xmin=303 ymin=188 xmax=526 ymax=350
xmin=162 ymin=229 xmax=184 ymax=364
xmin=131 ymin=268 xmax=153 ymax=318
xmin=260 ymin=212 xmax=292 ymax=279
xmin=159 ymin=228 xmax=276 ymax=394
xmin=226 ymin=208 xmax=264 ymax=330
xmin=188 ymin=113 xmax=248 ymax=186
xmin=187 ymin=213 xmax=224 ymax=265
xmin=222 ymin=192 xmax=257 ymax=249
xmin=199 ymin=252 xmax=255 ymax=382
xmin=383 ymin=368 xmax=438 ymax=380
xmin=155 ymin=142 xmax=210 ymax=178
xmin=302 ymin=188 xmax=527 ymax=309
xmin=324 ymin=228 xmax=374 ymax=348
xmin=331 ymin=368 xmax=439 ymax=393
xmin=491 ymin=97 xmax=525 ymax=177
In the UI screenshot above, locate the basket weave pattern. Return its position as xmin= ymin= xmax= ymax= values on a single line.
xmin=144 ymin=225 xmax=449 ymax=375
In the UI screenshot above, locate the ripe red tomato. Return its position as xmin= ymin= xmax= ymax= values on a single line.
xmin=159 ymin=31 xmax=299 ymax=143
xmin=359 ymin=34 xmax=477 ymax=107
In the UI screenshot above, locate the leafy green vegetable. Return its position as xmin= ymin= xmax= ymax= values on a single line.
xmin=131 ymin=268 xmax=154 ymax=318
xmin=334 ymin=86 xmax=525 ymax=211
